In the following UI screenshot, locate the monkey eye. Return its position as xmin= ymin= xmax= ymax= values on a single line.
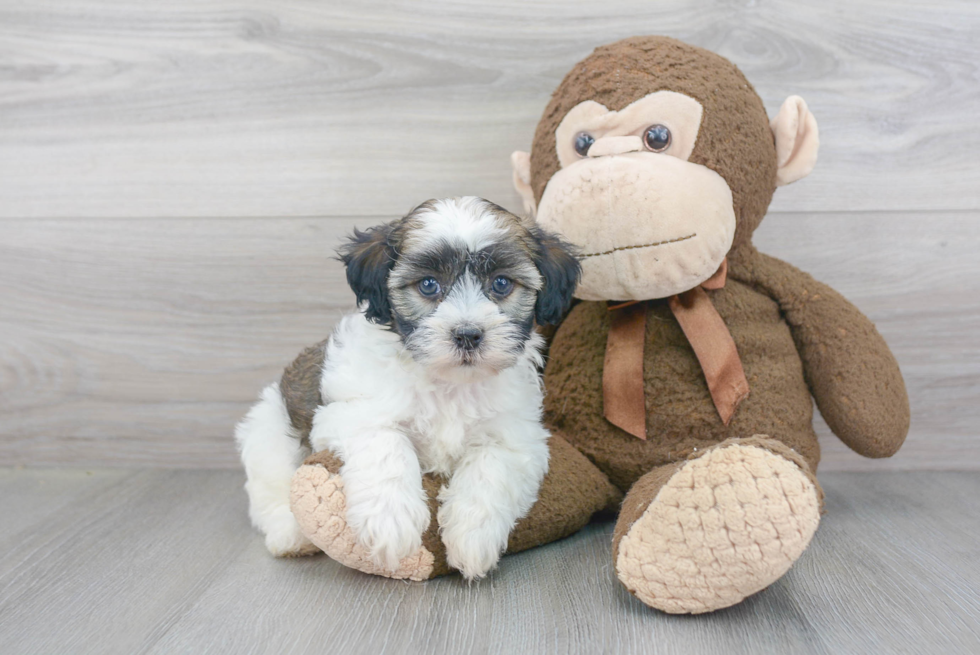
xmin=643 ymin=124 xmax=671 ymax=152
xmin=573 ymin=132 xmax=595 ymax=157
xmin=418 ymin=277 xmax=441 ymax=297
xmin=490 ymin=275 xmax=514 ymax=297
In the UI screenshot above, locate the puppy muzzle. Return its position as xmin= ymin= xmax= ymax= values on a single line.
xmin=452 ymin=326 xmax=484 ymax=353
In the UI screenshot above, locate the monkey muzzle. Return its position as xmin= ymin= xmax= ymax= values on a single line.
xmin=535 ymin=151 xmax=736 ymax=301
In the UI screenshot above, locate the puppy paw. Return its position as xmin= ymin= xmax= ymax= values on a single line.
xmin=438 ymin=503 xmax=511 ymax=580
xmin=442 ymin=528 xmax=506 ymax=581
xmin=290 ymin=463 xmax=437 ymax=581
xmin=350 ymin=493 xmax=431 ymax=571
xmin=262 ymin=506 xmax=319 ymax=557
xmin=335 ymin=464 xmax=430 ymax=572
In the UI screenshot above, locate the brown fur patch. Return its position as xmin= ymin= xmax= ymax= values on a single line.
xmin=280 ymin=339 xmax=328 ymax=446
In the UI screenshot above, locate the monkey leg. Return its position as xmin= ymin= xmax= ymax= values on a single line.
xmin=289 ymin=432 xmax=621 ymax=581
xmin=289 ymin=448 xmax=448 ymax=581
xmin=612 ymin=436 xmax=822 ymax=614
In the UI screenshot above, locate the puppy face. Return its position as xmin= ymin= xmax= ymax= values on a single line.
xmin=339 ymin=197 xmax=580 ymax=380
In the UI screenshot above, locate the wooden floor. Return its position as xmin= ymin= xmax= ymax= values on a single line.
xmin=0 ymin=467 xmax=977 ymax=655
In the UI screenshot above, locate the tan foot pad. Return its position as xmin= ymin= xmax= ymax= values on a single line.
xmin=290 ymin=464 xmax=435 ymax=581
xmin=616 ymin=443 xmax=820 ymax=614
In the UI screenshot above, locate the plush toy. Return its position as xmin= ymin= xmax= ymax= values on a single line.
xmin=287 ymin=36 xmax=910 ymax=614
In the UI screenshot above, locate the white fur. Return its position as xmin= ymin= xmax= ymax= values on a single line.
xmin=414 ymin=196 xmax=509 ymax=252
xmin=311 ymin=313 xmax=549 ymax=579
xmin=234 ymin=383 xmax=314 ymax=556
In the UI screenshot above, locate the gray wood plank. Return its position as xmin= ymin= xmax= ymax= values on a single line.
xmin=0 ymin=469 xmax=977 ymax=654
xmin=1 ymin=212 xmax=977 ymax=470
xmin=789 ymin=473 xmax=980 ymax=653
xmin=0 ymin=469 xmax=252 ymax=655
xmin=0 ymin=1 xmax=977 ymax=219
xmin=0 ymin=467 xmax=134 ymax=538
xmin=0 ymin=216 xmax=368 ymax=468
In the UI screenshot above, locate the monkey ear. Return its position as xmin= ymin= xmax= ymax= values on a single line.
xmin=771 ymin=95 xmax=820 ymax=186
xmin=528 ymin=226 xmax=581 ymax=326
xmin=511 ymin=151 xmax=537 ymax=217
xmin=337 ymin=223 xmax=398 ymax=325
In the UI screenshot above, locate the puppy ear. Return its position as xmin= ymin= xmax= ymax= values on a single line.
xmin=338 ymin=223 xmax=399 ymax=325
xmin=528 ymin=226 xmax=580 ymax=326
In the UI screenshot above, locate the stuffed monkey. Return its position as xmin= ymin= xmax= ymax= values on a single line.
xmin=287 ymin=36 xmax=909 ymax=614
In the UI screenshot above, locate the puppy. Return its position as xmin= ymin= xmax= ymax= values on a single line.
xmin=235 ymin=197 xmax=580 ymax=579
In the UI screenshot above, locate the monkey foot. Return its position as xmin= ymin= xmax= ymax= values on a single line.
xmin=613 ymin=438 xmax=821 ymax=614
xmin=290 ymin=463 xmax=436 ymax=581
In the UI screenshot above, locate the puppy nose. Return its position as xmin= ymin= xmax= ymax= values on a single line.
xmin=452 ymin=327 xmax=484 ymax=351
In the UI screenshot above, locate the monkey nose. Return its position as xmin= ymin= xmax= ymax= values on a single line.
xmin=587 ymin=135 xmax=644 ymax=157
xmin=452 ymin=326 xmax=484 ymax=352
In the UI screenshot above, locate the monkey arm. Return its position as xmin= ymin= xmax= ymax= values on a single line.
xmin=731 ymin=248 xmax=910 ymax=458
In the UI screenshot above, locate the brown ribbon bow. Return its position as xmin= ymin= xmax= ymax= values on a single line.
xmin=602 ymin=259 xmax=750 ymax=440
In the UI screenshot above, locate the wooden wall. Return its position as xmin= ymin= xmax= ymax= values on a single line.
xmin=1 ymin=0 xmax=978 ymax=469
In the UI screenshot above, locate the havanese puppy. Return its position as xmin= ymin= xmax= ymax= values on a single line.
xmin=235 ymin=197 xmax=580 ymax=580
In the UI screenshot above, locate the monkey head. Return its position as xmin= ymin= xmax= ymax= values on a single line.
xmin=511 ymin=36 xmax=819 ymax=301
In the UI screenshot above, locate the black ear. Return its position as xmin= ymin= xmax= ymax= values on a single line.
xmin=528 ymin=226 xmax=581 ymax=326
xmin=337 ymin=222 xmax=399 ymax=325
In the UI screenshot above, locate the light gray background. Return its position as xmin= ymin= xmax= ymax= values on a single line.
xmin=2 ymin=0 xmax=977 ymax=471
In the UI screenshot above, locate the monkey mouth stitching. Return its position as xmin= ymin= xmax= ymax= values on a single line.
xmin=580 ymin=233 xmax=697 ymax=259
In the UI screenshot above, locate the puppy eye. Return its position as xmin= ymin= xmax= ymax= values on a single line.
xmin=574 ymin=132 xmax=595 ymax=157
xmin=643 ymin=124 xmax=671 ymax=152
xmin=417 ymin=277 xmax=441 ymax=297
xmin=491 ymin=276 xmax=513 ymax=297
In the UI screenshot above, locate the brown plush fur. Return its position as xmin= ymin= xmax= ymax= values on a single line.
xmin=731 ymin=247 xmax=911 ymax=457
xmin=544 ymin=277 xmax=821 ymax=492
